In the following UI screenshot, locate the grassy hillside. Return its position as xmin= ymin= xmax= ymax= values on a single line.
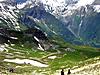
xmin=0 ymin=41 xmax=100 ymax=75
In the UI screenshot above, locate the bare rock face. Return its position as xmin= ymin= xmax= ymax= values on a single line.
xmin=0 ymin=26 xmax=51 ymax=50
xmin=0 ymin=27 xmax=21 ymax=44
xmin=25 ymin=28 xmax=51 ymax=50
xmin=65 ymin=48 xmax=75 ymax=52
xmin=93 ymin=0 xmax=100 ymax=5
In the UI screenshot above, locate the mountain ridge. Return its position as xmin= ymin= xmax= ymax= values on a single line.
xmin=0 ymin=0 xmax=100 ymax=47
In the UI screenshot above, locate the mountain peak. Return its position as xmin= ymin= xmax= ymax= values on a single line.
xmin=0 ymin=0 xmax=5 ymax=2
xmin=76 ymin=0 xmax=95 ymax=7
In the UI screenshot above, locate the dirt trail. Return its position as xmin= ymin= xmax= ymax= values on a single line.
xmin=71 ymin=61 xmax=100 ymax=75
xmin=54 ymin=58 xmax=100 ymax=75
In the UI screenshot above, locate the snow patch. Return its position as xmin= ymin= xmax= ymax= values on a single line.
xmin=41 ymin=0 xmax=66 ymax=14
xmin=52 ymin=31 xmax=57 ymax=35
xmin=4 ymin=58 xmax=48 ymax=67
xmin=0 ymin=47 xmax=4 ymax=51
xmin=4 ymin=43 xmax=9 ymax=47
xmin=0 ymin=0 xmax=5 ymax=2
xmin=48 ymin=56 xmax=57 ymax=59
xmin=10 ymin=37 xmax=18 ymax=40
xmin=34 ymin=36 xmax=39 ymax=42
xmin=76 ymin=0 xmax=95 ymax=7
xmin=78 ymin=20 xmax=83 ymax=37
xmin=17 ymin=0 xmax=36 ymax=9
xmin=41 ymin=0 xmax=65 ymax=7
xmin=15 ymin=26 xmax=20 ymax=29
xmin=11 ymin=44 xmax=15 ymax=46
xmin=94 ymin=5 xmax=100 ymax=13
xmin=38 ymin=44 xmax=44 ymax=51
xmin=0 ymin=45 xmax=7 ymax=51
xmin=17 ymin=2 xmax=27 ymax=9
xmin=44 ymin=32 xmax=47 ymax=36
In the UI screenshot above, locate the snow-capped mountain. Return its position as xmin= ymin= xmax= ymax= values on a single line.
xmin=0 ymin=0 xmax=21 ymax=30
xmin=0 ymin=0 xmax=100 ymax=47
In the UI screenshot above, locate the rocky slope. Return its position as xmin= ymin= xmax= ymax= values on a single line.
xmin=16 ymin=0 xmax=100 ymax=47
xmin=0 ymin=0 xmax=100 ymax=47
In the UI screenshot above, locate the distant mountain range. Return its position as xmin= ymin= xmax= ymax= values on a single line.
xmin=0 ymin=0 xmax=100 ymax=48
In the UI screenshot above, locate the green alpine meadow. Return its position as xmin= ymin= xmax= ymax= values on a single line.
xmin=0 ymin=0 xmax=100 ymax=75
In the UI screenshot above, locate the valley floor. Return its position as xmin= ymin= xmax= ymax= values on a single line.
xmin=0 ymin=58 xmax=100 ymax=75
xmin=0 ymin=44 xmax=100 ymax=75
